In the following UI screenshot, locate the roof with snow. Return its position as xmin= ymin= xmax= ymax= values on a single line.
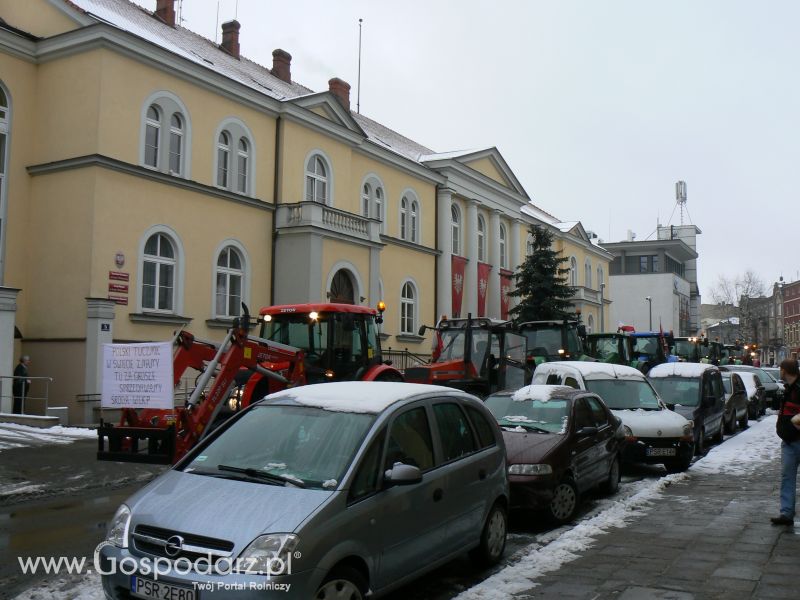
xmin=536 ymin=361 xmax=647 ymax=381
xmin=648 ymin=363 xmax=716 ymax=378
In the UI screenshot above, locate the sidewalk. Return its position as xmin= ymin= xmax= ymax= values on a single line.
xmin=461 ymin=414 xmax=797 ymax=600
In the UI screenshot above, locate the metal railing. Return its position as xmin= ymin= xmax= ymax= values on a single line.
xmin=0 ymin=376 xmax=54 ymax=415
xmin=383 ymin=348 xmax=431 ymax=371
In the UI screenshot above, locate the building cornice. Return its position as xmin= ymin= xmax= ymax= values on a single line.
xmin=433 ymin=163 xmax=530 ymax=212
xmin=0 ymin=28 xmax=38 ymax=62
xmin=26 ymin=154 xmax=275 ymax=211
xmin=379 ymin=235 xmax=440 ymax=256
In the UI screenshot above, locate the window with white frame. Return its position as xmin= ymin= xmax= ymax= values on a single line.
xmin=305 ymin=154 xmax=329 ymax=204
xmin=477 ymin=215 xmax=486 ymax=262
xmin=451 ymin=204 xmax=461 ymax=255
xmin=597 ymin=267 xmax=604 ymax=290
xmin=587 ymin=314 xmax=595 ymax=334
xmin=570 ymin=257 xmax=578 ymax=286
xmin=215 ymin=246 xmax=244 ymax=318
xmin=217 ymin=131 xmax=231 ymax=188
xmin=400 ymin=281 xmax=417 ymax=334
xmin=375 ymin=187 xmax=384 ymax=232
xmin=361 ymin=183 xmax=371 ymax=217
xmin=499 ymin=224 xmax=507 ymax=268
xmin=585 ymin=258 xmax=592 ymax=288
xmin=141 ymin=94 xmax=189 ymax=176
xmin=410 ymin=199 xmax=419 ymax=243
xmin=142 ymin=233 xmax=176 ymax=312
xmin=236 ymin=138 xmax=249 ymax=194
xmin=400 ymin=196 xmax=408 ymax=240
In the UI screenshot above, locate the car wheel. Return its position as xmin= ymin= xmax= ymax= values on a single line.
xmin=665 ymin=456 xmax=692 ymax=473
xmin=469 ymin=501 xmax=507 ymax=566
xmin=315 ymin=566 xmax=367 ymax=600
xmin=600 ymin=455 xmax=621 ymax=495
xmin=748 ymin=402 xmax=758 ymax=420
xmin=713 ymin=420 xmax=724 ymax=445
xmin=694 ymin=428 xmax=705 ymax=456
xmin=548 ymin=477 xmax=579 ymax=524
xmin=738 ymin=407 xmax=749 ymax=430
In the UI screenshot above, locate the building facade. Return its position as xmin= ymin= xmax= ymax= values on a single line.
xmin=0 ymin=0 xmax=611 ymax=422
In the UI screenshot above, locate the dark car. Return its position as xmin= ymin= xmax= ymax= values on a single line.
xmin=648 ymin=363 xmax=726 ymax=456
xmin=720 ymin=365 xmax=779 ymax=413
xmin=484 ymin=385 xmax=623 ymax=525
xmin=721 ymin=372 xmax=749 ymax=432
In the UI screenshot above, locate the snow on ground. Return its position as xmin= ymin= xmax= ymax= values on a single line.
xmin=14 ymin=572 xmax=103 ymax=600
xmin=0 ymin=423 xmax=96 ymax=453
xmin=455 ymin=415 xmax=780 ymax=599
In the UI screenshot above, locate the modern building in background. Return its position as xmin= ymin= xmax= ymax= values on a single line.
xmin=0 ymin=0 xmax=611 ymax=422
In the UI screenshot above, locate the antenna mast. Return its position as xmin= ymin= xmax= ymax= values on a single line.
xmin=675 ymin=180 xmax=687 ymax=225
xmin=357 ymin=18 xmax=363 ymax=114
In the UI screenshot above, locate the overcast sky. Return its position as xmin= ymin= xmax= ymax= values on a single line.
xmin=168 ymin=0 xmax=799 ymax=299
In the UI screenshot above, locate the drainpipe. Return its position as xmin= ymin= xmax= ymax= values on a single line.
xmin=270 ymin=116 xmax=283 ymax=306
xmin=433 ymin=184 xmax=440 ymax=318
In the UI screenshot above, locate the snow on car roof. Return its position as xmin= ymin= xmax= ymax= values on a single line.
xmin=538 ymin=361 xmax=645 ymax=381
xmin=734 ymin=372 xmax=759 ymax=396
xmin=648 ymin=363 xmax=715 ymax=378
xmin=265 ymin=381 xmax=449 ymax=414
xmin=511 ymin=385 xmax=577 ymax=403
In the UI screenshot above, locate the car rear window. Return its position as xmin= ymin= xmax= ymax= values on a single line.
xmin=465 ymin=406 xmax=496 ymax=449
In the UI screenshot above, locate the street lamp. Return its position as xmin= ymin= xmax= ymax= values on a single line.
xmin=600 ymin=282 xmax=606 ymax=332
xmin=645 ymin=296 xmax=652 ymax=331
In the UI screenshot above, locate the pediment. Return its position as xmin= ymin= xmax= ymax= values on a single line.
xmin=290 ymin=93 xmax=365 ymax=136
xmin=421 ymin=147 xmax=527 ymax=197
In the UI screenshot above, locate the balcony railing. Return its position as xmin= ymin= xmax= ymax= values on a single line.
xmin=571 ymin=286 xmax=601 ymax=304
xmin=276 ymin=202 xmax=382 ymax=243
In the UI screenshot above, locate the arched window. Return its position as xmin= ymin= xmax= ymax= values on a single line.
xmin=587 ymin=314 xmax=595 ymax=335
xmin=597 ymin=267 xmax=604 ymax=290
xmin=142 ymin=233 xmax=176 ymax=312
xmin=410 ymin=200 xmax=419 ymax=243
xmin=400 ymin=281 xmax=417 ymax=334
xmin=236 ymin=138 xmax=249 ymax=194
xmin=499 ymin=224 xmax=507 ymax=268
xmin=477 ymin=215 xmax=486 ymax=262
xmin=361 ymin=183 xmax=371 ymax=217
xmin=305 ymin=154 xmax=329 ymax=204
xmin=217 ymin=131 xmax=231 ymax=188
xmin=451 ymin=204 xmax=461 ymax=255
xmin=400 ymin=196 xmax=408 ymax=240
xmin=168 ymin=113 xmax=183 ymax=175
xmin=570 ymin=257 xmax=578 ymax=286
xmin=585 ymin=258 xmax=592 ymax=288
xmin=526 ymin=232 xmax=534 ymax=256
xmin=144 ymin=105 xmax=160 ymax=168
xmin=141 ymin=93 xmax=190 ymax=176
xmin=215 ymin=246 xmax=244 ymax=318
xmin=375 ymin=187 xmax=384 ymax=232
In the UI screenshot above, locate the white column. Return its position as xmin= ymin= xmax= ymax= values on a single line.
xmin=436 ymin=188 xmax=454 ymax=319
xmin=465 ymin=199 xmax=479 ymax=318
xmin=510 ymin=219 xmax=522 ymax=310
xmin=0 ymin=287 xmax=20 ymax=413
xmin=488 ymin=210 xmax=502 ymax=318
xmin=84 ymin=298 xmax=115 ymax=423
xmin=369 ymin=245 xmax=381 ymax=307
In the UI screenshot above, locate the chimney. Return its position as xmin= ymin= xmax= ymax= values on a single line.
xmin=154 ymin=0 xmax=176 ymax=27
xmin=328 ymin=78 xmax=351 ymax=112
xmin=271 ymin=49 xmax=292 ymax=83
xmin=220 ymin=20 xmax=241 ymax=59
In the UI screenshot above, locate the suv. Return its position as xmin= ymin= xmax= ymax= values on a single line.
xmin=532 ymin=362 xmax=694 ymax=472
xmin=648 ymin=363 xmax=726 ymax=455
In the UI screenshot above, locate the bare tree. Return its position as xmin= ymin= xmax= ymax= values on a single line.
xmin=710 ymin=271 xmax=766 ymax=307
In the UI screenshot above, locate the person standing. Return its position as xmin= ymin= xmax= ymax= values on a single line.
xmin=772 ymin=358 xmax=800 ymax=525
xmin=12 ymin=355 xmax=31 ymax=415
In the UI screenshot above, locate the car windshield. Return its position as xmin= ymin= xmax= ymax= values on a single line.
xmin=523 ymin=328 xmax=563 ymax=357
xmin=436 ymin=329 xmax=467 ymax=362
xmin=183 ymin=405 xmax=375 ymax=490
xmin=649 ymin=377 xmax=700 ymax=407
xmin=584 ymin=379 xmax=661 ymax=410
xmin=763 ymin=369 xmax=781 ymax=382
xmin=261 ymin=313 xmax=329 ymax=354
xmin=484 ymin=394 xmax=569 ymax=434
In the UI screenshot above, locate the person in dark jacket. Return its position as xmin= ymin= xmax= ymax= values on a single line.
xmin=772 ymin=358 xmax=800 ymax=525
xmin=12 ymin=355 xmax=31 ymax=414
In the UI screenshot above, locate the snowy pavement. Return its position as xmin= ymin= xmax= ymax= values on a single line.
xmin=8 ymin=415 xmax=783 ymax=600
xmin=0 ymin=423 xmax=97 ymax=452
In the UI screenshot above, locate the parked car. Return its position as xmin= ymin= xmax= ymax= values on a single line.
xmin=648 ymin=363 xmax=726 ymax=455
xmin=727 ymin=370 xmax=766 ymax=419
xmin=720 ymin=365 xmax=780 ymax=412
xmin=532 ymin=362 xmax=694 ymax=472
xmin=761 ymin=367 xmax=784 ymax=409
xmin=483 ymin=385 xmax=623 ymax=524
xmin=99 ymin=382 xmax=509 ymax=600
xmin=720 ymin=371 xmax=749 ymax=432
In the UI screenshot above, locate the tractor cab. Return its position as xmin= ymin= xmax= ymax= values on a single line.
xmin=518 ymin=319 xmax=587 ymax=370
xmin=585 ymin=332 xmax=634 ymax=365
xmin=629 ymin=331 xmax=676 ymax=373
xmin=672 ymin=336 xmax=707 ymax=363
xmin=259 ymin=303 xmax=401 ymax=383
xmin=404 ymin=316 xmax=527 ymax=396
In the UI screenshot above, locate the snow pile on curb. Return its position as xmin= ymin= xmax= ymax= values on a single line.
xmin=0 ymin=423 xmax=96 ymax=452
xmin=691 ymin=414 xmax=779 ymax=475
xmin=14 ymin=572 xmax=102 ymax=600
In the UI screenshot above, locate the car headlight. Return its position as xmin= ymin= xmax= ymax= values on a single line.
xmin=623 ymin=425 xmax=634 ymax=438
xmin=106 ymin=504 xmax=131 ymax=548
xmin=508 ymin=463 xmax=552 ymax=475
xmin=236 ymin=534 xmax=299 ymax=575
xmin=682 ymin=422 xmax=694 ymax=441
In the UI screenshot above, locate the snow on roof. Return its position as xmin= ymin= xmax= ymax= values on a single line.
xmin=265 ymin=381 xmax=447 ymax=414
xmin=555 ymin=221 xmax=579 ymax=233
xmin=733 ymin=371 xmax=760 ymax=396
xmin=419 ymin=148 xmax=490 ymax=162
xmin=352 ymin=112 xmax=434 ymax=162
xmin=648 ymin=362 xmax=715 ymax=378
xmin=521 ymin=202 xmax=559 ymax=225
xmin=539 ymin=361 xmax=646 ymax=381
xmin=511 ymin=384 xmax=576 ymax=403
xmin=709 ymin=317 xmax=740 ymax=328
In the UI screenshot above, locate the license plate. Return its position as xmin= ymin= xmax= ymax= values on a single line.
xmin=131 ymin=575 xmax=197 ymax=600
xmin=646 ymin=447 xmax=676 ymax=457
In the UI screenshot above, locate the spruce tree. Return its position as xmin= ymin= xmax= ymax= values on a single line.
xmin=508 ymin=225 xmax=577 ymax=324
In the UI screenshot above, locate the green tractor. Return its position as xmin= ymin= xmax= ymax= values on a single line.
xmin=518 ymin=319 xmax=589 ymax=376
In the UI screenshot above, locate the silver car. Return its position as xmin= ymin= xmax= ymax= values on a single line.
xmin=99 ymin=382 xmax=509 ymax=599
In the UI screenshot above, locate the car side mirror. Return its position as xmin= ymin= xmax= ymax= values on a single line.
xmin=576 ymin=426 xmax=598 ymax=437
xmin=384 ymin=463 xmax=422 ymax=486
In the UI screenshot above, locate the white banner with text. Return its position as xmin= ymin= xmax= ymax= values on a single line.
xmin=101 ymin=342 xmax=173 ymax=409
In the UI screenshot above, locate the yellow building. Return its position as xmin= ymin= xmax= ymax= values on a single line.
xmin=0 ymin=0 xmax=611 ymax=423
